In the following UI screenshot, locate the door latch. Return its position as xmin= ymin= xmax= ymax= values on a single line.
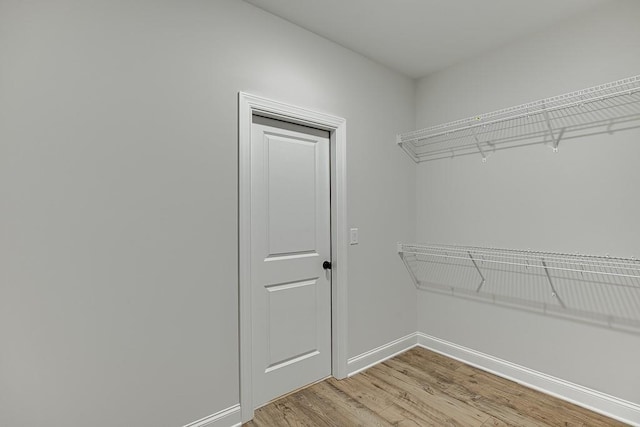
xmin=322 ymin=261 xmax=332 ymax=270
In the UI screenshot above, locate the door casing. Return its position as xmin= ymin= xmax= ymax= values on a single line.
xmin=238 ymin=92 xmax=348 ymax=423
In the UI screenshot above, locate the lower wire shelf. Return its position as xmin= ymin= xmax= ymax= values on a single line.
xmin=398 ymin=242 xmax=640 ymax=333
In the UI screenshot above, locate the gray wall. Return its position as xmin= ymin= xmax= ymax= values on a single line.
xmin=0 ymin=1 xmax=417 ymax=426
xmin=415 ymin=1 xmax=640 ymax=403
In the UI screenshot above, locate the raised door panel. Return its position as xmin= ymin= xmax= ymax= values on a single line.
xmin=265 ymin=134 xmax=317 ymax=258
xmin=265 ymin=279 xmax=319 ymax=371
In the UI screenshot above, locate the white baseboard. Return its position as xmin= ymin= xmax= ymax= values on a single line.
xmin=417 ymin=332 xmax=640 ymax=426
xmin=347 ymin=332 xmax=418 ymax=377
xmin=185 ymin=334 xmax=639 ymax=426
xmin=182 ymin=404 xmax=241 ymax=427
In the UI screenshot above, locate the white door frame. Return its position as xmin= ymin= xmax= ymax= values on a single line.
xmin=238 ymin=92 xmax=348 ymax=423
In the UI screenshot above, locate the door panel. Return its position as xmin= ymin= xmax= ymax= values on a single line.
xmin=265 ymin=278 xmax=318 ymax=369
xmin=251 ymin=115 xmax=331 ymax=408
xmin=265 ymin=134 xmax=317 ymax=256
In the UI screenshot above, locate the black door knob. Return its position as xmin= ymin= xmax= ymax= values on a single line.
xmin=323 ymin=261 xmax=332 ymax=270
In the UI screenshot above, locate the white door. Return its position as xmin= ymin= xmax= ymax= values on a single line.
xmin=250 ymin=115 xmax=332 ymax=408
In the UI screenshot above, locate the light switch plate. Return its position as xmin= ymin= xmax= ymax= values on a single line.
xmin=350 ymin=228 xmax=359 ymax=245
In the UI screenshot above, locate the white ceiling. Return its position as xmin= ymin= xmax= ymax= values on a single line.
xmin=245 ymin=0 xmax=609 ymax=79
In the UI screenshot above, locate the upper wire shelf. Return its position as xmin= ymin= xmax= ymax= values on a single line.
xmin=397 ymin=75 xmax=640 ymax=162
xmin=398 ymin=242 xmax=640 ymax=333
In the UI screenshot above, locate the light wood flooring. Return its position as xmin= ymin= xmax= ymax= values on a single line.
xmin=245 ymin=347 xmax=626 ymax=426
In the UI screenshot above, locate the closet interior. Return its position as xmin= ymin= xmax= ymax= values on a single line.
xmin=398 ymin=74 xmax=640 ymax=334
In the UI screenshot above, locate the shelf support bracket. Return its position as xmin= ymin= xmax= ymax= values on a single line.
xmin=398 ymin=250 xmax=420 ymax=289
xmin=468 ymin=251 xmax=486 ymax=292
xmin=552 ymin=128 xmax=565 ymax=152
xmin=472 ymin=130 xmax=487 ymax=163
xmin=543 ymin=109 xmax=565 ymax=153
xmin=476 ymin=143 xmax=487 ymax=162
xmin=541 ymin=258 xmax=566 ymax=308
xmin=543 ymin=109 xmax=556 ymax=146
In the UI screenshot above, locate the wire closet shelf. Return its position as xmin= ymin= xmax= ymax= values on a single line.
xmin=397 ymin=75 xmax=640 ymax=162
xmin=398 ymin=243 xmax=640 ymax=333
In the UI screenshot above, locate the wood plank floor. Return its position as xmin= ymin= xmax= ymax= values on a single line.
xmin=244 ymin=347 xmax=626 ymax=426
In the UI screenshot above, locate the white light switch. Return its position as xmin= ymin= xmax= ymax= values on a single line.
xmin=350 ymin=228 xmax=359 ymax=245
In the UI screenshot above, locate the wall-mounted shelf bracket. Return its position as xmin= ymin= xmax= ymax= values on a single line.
xmin=542 ymin=108 xmax=564 ymax=152
xmin=476 ymin=143 xmax=487 ymax=162
xmin=552 ymin=128 xmax=565 ymax=152
xmin=541 ymin=258 xmax=566 ymax=308
xmin=468 ymin=251 xmax=486 ymax=292
xmin=543 ymin=109 xmax=556 ymax=141
xmin=472 ymin=128 xmax=488 ymax=162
